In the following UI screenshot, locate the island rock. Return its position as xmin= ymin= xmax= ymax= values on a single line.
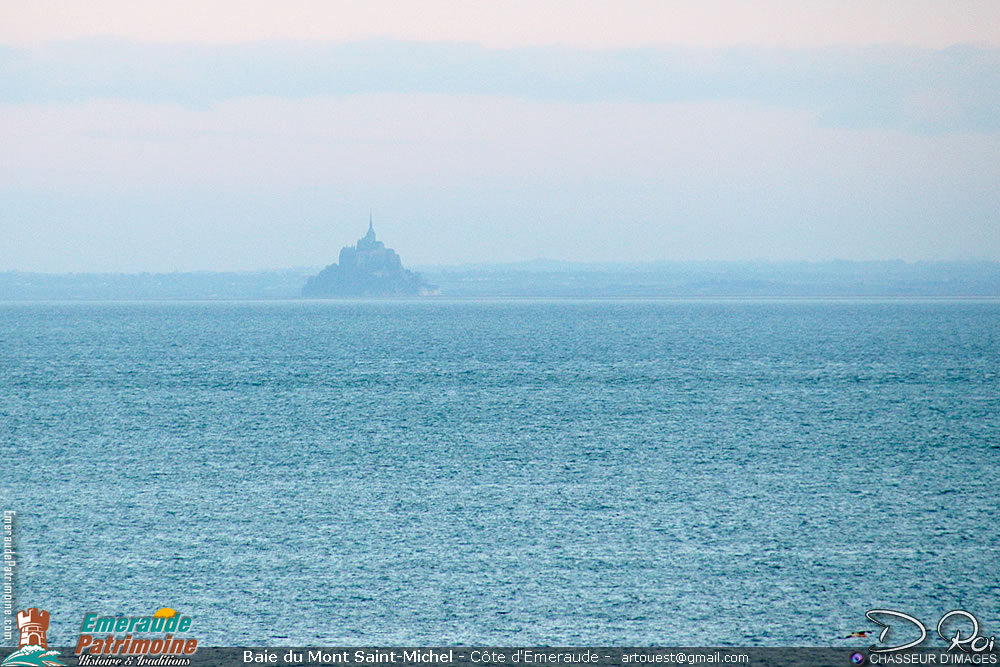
xmin=302 ymin=216 xmax=430 ymax=297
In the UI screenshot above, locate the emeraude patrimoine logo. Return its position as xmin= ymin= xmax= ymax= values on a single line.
xmin=75 ymin=608 xmax=198 ymax=659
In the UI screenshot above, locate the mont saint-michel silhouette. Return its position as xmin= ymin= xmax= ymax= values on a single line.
xmin=302 ymin=214 xmax=429 ymax=297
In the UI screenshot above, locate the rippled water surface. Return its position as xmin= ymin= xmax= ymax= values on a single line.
xmin=3 ymin=300 xmax=998 ymax=645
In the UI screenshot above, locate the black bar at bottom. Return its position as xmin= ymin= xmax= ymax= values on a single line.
xmin=2 ymin=647 xmax=995 ymax=667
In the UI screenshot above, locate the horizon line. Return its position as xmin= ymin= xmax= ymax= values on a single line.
xmin=3 ymin=257 xmax=1000 ymax=276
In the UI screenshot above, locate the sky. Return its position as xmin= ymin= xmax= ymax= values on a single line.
xmin=2 ymin=1 xmax=999 ymax=271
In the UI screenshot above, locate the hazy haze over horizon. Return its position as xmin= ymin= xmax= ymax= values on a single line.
xmin=2 ymin=1 xmax=999 ymax=272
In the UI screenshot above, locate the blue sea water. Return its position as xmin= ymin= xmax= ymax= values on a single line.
xmin=2 ymin=299 xmax=998 ymax=646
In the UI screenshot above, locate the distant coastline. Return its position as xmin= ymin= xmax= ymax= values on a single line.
xmin=1 ymin=260 xmax=998 ymax=300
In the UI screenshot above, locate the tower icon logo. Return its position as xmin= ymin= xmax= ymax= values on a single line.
xmin=1 ymin=608 xmax=63 ymax=667
xmin=16 ymin=609 xmax=49 ymax=649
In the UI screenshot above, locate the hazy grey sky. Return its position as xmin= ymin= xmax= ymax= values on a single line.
xmin=2 ymin=1 xmax=999 ymax=271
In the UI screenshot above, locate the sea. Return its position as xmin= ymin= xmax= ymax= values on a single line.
xmin=2 ymin=299 xmax=998 ymax=647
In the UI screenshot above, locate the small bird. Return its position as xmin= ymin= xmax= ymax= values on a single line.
xmin=840 ymin=631 xmax=873 ymax=639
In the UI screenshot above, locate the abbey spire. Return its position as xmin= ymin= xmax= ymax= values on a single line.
xmin=359 ymin=211 xmax=380 ymax=250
